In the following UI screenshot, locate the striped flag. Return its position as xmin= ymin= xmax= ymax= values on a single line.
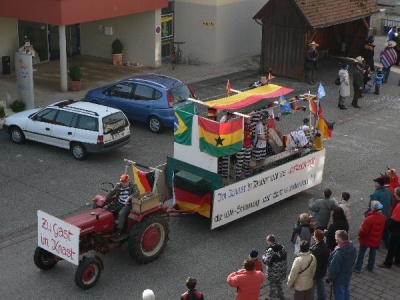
xmin=226 ymin=79 xmax=231 ymax=95
xmin=198 ymin=116 xmax=243 ymax=157
xmin=132 ymin=165 xmax=155 ymax=194
xmin=268 ymin=70 xmax=275 ymax=80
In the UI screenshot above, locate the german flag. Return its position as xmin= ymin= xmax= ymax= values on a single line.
xmin=315 ymin=118 xmax=331 ymax=140
xmin=132 ymin=165 xmax=155 ymax=194
xmin=174 ymin=186 xmax=211 ymax=218
xmin=198 ymin=116 xmax=243 ymax=157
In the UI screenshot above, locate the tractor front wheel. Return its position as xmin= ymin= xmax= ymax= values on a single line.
xmin=75 ymin=257 xmax=102 ymax=290
xmin=127 ymin=214 xmax=169 ymax=263
xmin=33 ymin=247 xmax=58 ymax=270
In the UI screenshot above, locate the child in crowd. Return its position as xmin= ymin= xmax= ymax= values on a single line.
xmin=249 ymin=249 xmax=263 ymax=272
xmin=373 ymin=68 xmax=384 ymax=95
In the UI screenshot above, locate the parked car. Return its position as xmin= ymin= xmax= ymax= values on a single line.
xmin=84 ymin=73 xmax=196 ymax=133
xmin=3 ymin=100 xmax=130 ymax=160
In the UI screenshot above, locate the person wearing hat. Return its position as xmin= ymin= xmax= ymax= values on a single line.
xmin=305 ymin=41 xmax=320 ymax=85
xmin=367 ymin=177 xmax=394 ymax=248
xmin=248 ymin=249 xmax=263 ymax=272
xmin=104 ymin=173 xmax=139 ymax=235
xmin=363 ymin=36 xmax=376 ymax=71
xmin=338 ymin=63 xmax=350 ymax=110
xmin=351 ymin=56 xmax=364 ymax=108
xmin=207 ymin=107 xmax=218 ymax=121
xmin=380 ymin=40 xmax=398 ymax=83
xmin=353 ymin=201 xmax=386 ymax=273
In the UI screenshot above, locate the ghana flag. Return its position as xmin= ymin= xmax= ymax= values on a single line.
xmin=174 ymin=103 xmax=194 ymax=145
xmin=198 ymin=116 xmax=243 ymax=157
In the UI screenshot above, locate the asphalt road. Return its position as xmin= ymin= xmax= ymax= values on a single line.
xmin=1 ymin=65 xmax=400 ymax=299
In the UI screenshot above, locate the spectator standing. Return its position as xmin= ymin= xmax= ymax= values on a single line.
xmin=308 ymin=188 xmax=336 ymax=230
xmin=310 ymin=230 xmax=330 ymax=300
xmin=249 ymin=249 xmax=263 ymax=272
xmin=262 ymin=234 xmax=288 ymax=300
xmin=373 ymin=68 xmax=384 ymax=95
xmin=337 ymin=191 xmax=351 ymax=223
xmin=378 ymin=192 xmax=400 ymax=268
xmin=325 ymin=207 xmax=349 ymax=251
xmin=351 ymin=56 xmax=364 ymax=108
xmin=387 ymin=25 xmax=398 ymax=41
xmin=227 ymin=258 xmax=265 ymax=300
xmin=291 ymin=213 xmax=315 ymax=255
xmin=180 ymin=277 xmax=204 ymax=300
xmin=305 ymin=41 xmax=320 ymax=85
xmin=287 ymin=241 xmax=317 ymax=300
xmin=353 ymin=201 xmax=386 ymax=273
xmin=380 ymin=40 xmax=398 ymax=83
xmin=363 ymin=36 xmax=376 ymax=71
xmin=368 ymin=177 xmax=394 ymax=248
xmin=338 ymin=63 xmax=350 ymax=110
xmin=328 ymin=230 xmax=357 ymax=300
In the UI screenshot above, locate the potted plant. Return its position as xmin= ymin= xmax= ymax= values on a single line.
xmin=111 ymin=39 xmax=124 ymax=66
xmin=69 ymin=65 xmax=82 ymax=91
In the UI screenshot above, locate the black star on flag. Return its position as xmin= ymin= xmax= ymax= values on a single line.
xmin=215 ymin=136 xmax=225 ymax=146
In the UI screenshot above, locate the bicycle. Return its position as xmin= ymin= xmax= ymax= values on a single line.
xmin=171 ymin=41 xmax=185 ymax=70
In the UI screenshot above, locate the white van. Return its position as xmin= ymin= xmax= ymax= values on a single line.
xmin=3 ymin=100 xmax=131 ymax=160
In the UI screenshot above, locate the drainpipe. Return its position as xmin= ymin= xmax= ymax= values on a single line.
xmin=59 ymin=25 xmax=68 ymax=92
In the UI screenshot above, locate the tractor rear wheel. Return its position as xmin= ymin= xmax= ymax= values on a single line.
xmin=127 ymin=214 xmax=169 ymax=263
xmin=75 ymin=257 xmax=102 ymax=290
xmin=33 ymin=247 xmax=57 ymax=270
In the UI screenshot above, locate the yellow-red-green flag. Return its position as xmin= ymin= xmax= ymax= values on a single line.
xmin=174 ymin=103 xmax=194 ymax=145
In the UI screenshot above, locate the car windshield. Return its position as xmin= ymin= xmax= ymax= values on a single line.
xmin=102 ymin=112 xmax=128 ymax=134
xmin=169 ymin=84 xmax=191 ymax=104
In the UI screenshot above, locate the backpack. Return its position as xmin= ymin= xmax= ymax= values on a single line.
xmin=334 ymin=77 xmax=341 ymax=85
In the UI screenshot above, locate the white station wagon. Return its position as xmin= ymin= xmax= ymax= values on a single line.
xmin=3 ymin=100 xmax=131 ymax=160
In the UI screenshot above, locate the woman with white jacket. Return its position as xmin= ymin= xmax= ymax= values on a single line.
xmin=287 ymin=240 xmax=317 ymax=300
xmin=338 ymin=64 xmax=350 ymax=110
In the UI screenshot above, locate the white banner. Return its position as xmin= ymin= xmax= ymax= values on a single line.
xmin=37 ymin=210 xmax=80 ymax=265
xmin=211 ymin=149 xmax=326 ymax=229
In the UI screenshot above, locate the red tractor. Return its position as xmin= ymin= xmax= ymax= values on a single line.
xmin=33 ymin=182 xmax=169 ymax=290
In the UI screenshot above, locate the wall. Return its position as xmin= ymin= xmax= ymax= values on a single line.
xmin=174 ymin=0 xmax=266 ymax=64
xmin=80 ymin=10 xmax=161 ymax=68
xmin=0 ymin=18 xmax=18 ymax=73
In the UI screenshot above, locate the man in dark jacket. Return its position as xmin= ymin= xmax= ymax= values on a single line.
xmin=368 ymin=177 xmax=394 ymax=247
xmin=352 ymin=57 xmax=364 ymax=108
xmin=180 ymin=277 xmax=204 ymax=300
xmin=305 ymin=41 xmax=319 ymax=85
xmin=328 ymin=230 xmax=356 ymax=300
xmin=308 ymin=188 xmax=336 ymax=230
xmin=310 ymin=229 xmax=330 ymax=300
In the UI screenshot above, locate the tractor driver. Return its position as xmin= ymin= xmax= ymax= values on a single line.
xmin=104 ymin=174 xmax=139 ymax=236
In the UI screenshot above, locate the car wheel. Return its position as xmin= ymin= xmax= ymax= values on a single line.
xmin=10 ymin=126 xmax=26 ymax=144
xmin=70 ymin=142 xmax=87 ymax=160
xmin=147 ymin=116 xmax=162 ymax=134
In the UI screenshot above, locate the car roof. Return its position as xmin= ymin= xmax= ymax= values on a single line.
xmin=125 ymin=73 xmax=184 ymax=89
xmin=49 ymin=100 xmax=122 ymax=117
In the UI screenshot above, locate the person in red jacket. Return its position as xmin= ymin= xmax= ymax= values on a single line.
xmin=180 ymin=277 xmax=204 ymax=300
xmin=227 ymin=258 xmax=265 ymax=300
xmin=353 ymin=201 xmax=387 ymax=272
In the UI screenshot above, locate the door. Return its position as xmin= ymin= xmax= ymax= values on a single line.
xmin=48 ymin=24 xmax=80 ymax=60
xmin=25 ymin=108 xmax=58 ymax=145
xmin=50 ymin=110 xmax=77 ymax=149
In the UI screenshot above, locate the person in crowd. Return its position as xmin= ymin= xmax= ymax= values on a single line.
xmin=249 ymin=249 xmax=263 ymax=272
xmin=387 ymin=167 xmax=400 ymax=189
xmin=373 ymin=68 xmax=384 ymax=95
xmin=249 ymin=76 xmax=269 ymax=88
xmin=387 ymin=25 xmax=398 ymax=41
xmin=378 ymin=189 xmax=400 ymax=268
xmin=325 ymin=207 xmax=349 ymax=251
xmin=337 ymin=63 xmax=350 ymax=110
xmin=235 ymin=117 xmax=252 ymax=181
xmin=291 ymin=213 xmax=315 ymax=255
xmin=297 ymin=118 xmax=313 ymax=143
xmin=227 ymin=258 xmax=265 ymax=300
xmin=363 ymin=35 xmax=376 ymax=71
xmin=142 ymin=289 xmax=155 ymax=300
xmin=328 ymin=230 xmax=357 ymax=300
xmin=287 ymin=240 xmax=317 ymax=300
xmin=310 ymin=229 xmax=330 ymax=300
xmin=104 ymin=173 xmax=139 ymax=236
xmin=206 ymin=107 xmax=218 ymax=121
xmin=308 ymin=188 xmax=336 ymax=230
xmin=305 ymin=41 xmax=320 ymax=85
xmin=337 ymin=192 xmax=351 ymax=223
xmin=368 ymin=177 xmax=394 ymax=248
xmin=180 ymin=277 xmax=204 ymax=300
xmin=352 ymin=56 xmax=364 ymax=108
xmin=354 ymin=201 xmax=386 ymax=273
xmin=252 ymin=113 xmax=270 ymax=162
xmin=262 ymin=234 xmax=287 ymax=300
xmin=218 ymin=111 xmax=235 ymax=178
xmin=362 ymin=63 xmax=373 ymax=93
xmin=380 ymin=40 xmax=398 ymax=83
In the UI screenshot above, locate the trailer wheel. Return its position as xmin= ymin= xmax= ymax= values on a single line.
xmin=33 ymin=247 xmax=57 ymax=270
xmin=128 ymin=214 xmax=169 ymax=263
xmin=75 ymin=257 xmax=102 ymax=290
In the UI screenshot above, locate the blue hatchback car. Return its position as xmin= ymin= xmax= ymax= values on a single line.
xmin=84 ymin=74 xmax=196 ymax=133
